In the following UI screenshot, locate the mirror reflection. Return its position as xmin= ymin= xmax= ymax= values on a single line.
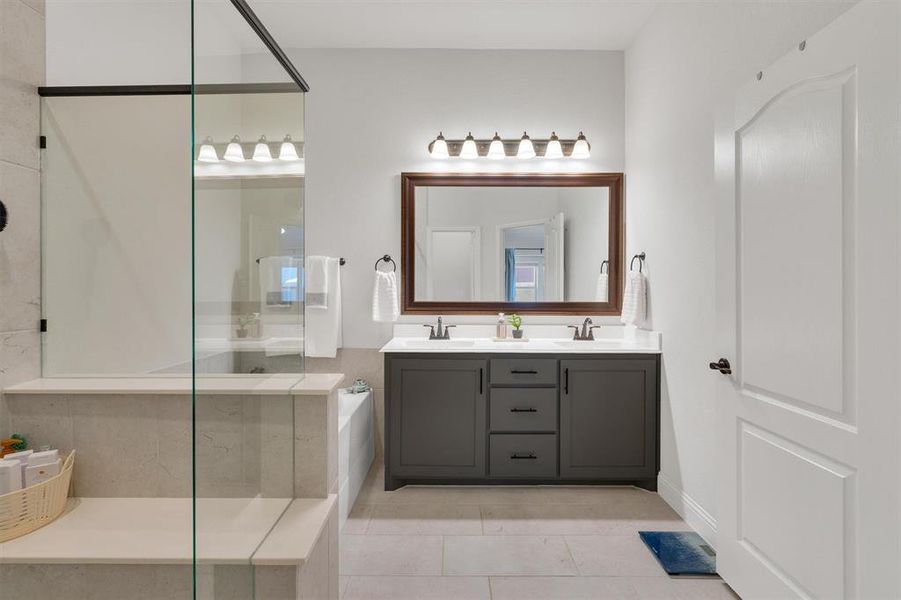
xmin=414 ymin=186 xmax=609 ymax=303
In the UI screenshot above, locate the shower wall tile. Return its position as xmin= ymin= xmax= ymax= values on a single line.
xmin=5 ymin=392 xmax=298 ymax=498
xmin=0 ymin=330 xmax=40 ymax=388
xmin=69 ymin=395 xmax=163 ymax=497
xmin=20 ymin=0 xmax=45 ymax=16
xmin=155 ymin=394 xmax=193 ymax=497
xmin=0 ymin=0 xmax=45 ymax=86
xmin=4 ymin=393 xmax=74 ymax=451
xmin=0 ymin=78 xmax=40 ymax=170
xmin=0 ymin=161 xmax=40 ymax=333
xmin=0 ymin=565 xmax=194 ymax=600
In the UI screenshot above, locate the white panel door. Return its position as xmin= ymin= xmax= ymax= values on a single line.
xmin=544 ymin=212 xmax=565 ymax=301
xmin=714 ymin=3 xmax=900 ymax=599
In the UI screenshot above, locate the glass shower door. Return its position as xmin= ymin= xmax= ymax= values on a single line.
xmin=192 ymin=1 xmax=306 ymax=597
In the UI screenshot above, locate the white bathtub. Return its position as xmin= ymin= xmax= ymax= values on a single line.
xmin=338 ymin=388 xmax=374 ymax=530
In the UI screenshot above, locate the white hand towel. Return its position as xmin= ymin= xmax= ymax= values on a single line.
xmin=305 ymin=255 xmax=330 ymax=309
xmin=620 ymin=270 xmax=647 ymax=326
xmin=595 ymin=272 xmax=608 ymax=302
xmin=372 ymin=270 xmax=400 ymax=322
xmin=305 ymin=257 xmax=343 ymax=358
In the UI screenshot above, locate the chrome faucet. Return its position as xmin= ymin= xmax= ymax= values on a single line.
xmin=424 ymin=316 xmax=456 ymax=340
xmin=568 ymin=317 xmax=600 ymax=341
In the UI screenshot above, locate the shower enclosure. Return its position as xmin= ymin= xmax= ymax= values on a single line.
xmin=2 ymin=1 xmax=312 ymax=598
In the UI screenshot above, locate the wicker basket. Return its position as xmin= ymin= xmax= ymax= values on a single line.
xmin=0 ymin=451 xmax=75 ymax=543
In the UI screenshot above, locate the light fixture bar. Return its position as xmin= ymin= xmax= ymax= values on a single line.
xmin=427 ymin=135 xmax=589 ymax=158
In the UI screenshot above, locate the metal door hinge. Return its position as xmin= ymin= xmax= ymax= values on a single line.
xmin=39 ymin=319 xmax=47 ymax=332
xmin=39 ymin=136 xmax=47 ymax=149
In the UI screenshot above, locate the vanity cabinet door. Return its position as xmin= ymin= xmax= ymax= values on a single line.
xmin=560 ymin=358 xmax=658 ymax=480
xmin=388 ymin=358 xmax=487 ymax=479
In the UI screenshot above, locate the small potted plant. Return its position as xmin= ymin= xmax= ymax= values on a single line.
xmin=508 ymin=313 xmax=524 ymax=339
xmin=236 ymin=313 xmax=258 ymax=339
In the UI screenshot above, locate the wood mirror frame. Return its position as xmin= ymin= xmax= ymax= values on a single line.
xmin=401 ymin=172 xmax=624 ymax=315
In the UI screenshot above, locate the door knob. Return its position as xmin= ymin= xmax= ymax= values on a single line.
xmin=709 ymin=358 xmax=732 ymax=375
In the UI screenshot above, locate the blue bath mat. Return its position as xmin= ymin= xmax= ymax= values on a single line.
xmin=639 ymin=531 xmax=717 ymax=575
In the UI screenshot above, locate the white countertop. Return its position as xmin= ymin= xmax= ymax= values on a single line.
xmin=380 ymin=324 xmax=661 ymax=354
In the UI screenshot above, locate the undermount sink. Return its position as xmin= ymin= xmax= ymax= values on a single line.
xmin=552 ymin=340 xmax=623 ymax=349
xmin=400 ymin=339 xmax=476 ymax=349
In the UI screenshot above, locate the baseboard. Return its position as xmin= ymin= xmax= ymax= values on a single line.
xmin=657 ymin=471 xmax=717 ymax=549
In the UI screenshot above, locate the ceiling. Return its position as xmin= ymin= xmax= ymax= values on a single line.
xmin=245 ymin=0 xmax=661 ymax=51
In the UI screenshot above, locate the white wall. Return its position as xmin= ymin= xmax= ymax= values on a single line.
xmin=624 ymin=0 xmax=855 ymax=542
xmin=281 ymin=49 xmax=625 ymax=348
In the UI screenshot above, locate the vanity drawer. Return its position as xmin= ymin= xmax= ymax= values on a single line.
xmin=490 ymin=358 xmax=557 ymax=385
xmin=490 ymin=388 xmax=557 ymax=432
xmin=489 ymin=434 xmax=557 ymax=478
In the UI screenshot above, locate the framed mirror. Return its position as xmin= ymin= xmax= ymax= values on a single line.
xmin=401 ymin=172 xmax=624 ymax=315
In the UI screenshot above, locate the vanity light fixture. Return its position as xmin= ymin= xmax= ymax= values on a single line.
xmin=487 ymin=132 xmax=506 ymax=159
xmin=429 ymin=132 xmax=450 ymax=159
xmin=517 ymin=131 xmax=536 ymax=159
xmin=460 ymin=132 xmax=479 ymax=159
xmin=544 ymin=132 xmax=564 ymax=159
xmin=278 ymin=134 xmax=300 ymax=161
xmin=197 ymin=137 xmax=219 ymax=163
xmin=253 ymin=135 xmax=273 ymax=162
xmin=571 ymin=131 xmax=591 ymax=159
xmin=427 ymin=132 xmax=591 ymax=159
xmin=223 ymin=135 xmax=245 ymax=162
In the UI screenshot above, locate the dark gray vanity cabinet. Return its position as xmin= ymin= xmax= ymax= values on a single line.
xmin=560 ymin=358 xmax=658 ymax=484
xmin=384 ymin=353 xmax=659 ymax=491
xmin=387 ymin=358 xmax=487 ymax=480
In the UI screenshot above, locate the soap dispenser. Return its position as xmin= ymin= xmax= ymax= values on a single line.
xmin=496 ymin=313 xmax=507 ymax=340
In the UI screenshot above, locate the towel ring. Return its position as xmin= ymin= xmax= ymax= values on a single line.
xmin=600 ymin=260 xmax=609 ymax=274
xmin=630 ymin=252 xmax=646 ymax=273
xmin=374 ymin=254 xmax=396 ymax=272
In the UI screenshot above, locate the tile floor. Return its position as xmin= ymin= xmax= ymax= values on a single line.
xmin=339 ymin=462 xmax=739 ymax=599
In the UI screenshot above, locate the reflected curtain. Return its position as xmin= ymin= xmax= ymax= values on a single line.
xmin=505 ymin=248 xmax=516 ymax=302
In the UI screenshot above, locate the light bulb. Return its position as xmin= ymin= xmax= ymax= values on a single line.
xmin=253 ymin=135 xmax=273 ymax=162
xmin=197 ymin=137 xmax=219 ymax=162
xmin=278 ymin=135 xmax=300 ymax=161
xmin=544 ymin=132 xmax=563 ymax=159
xmin=487 ymin=133 xmax=505 ymax=160
xmin=571 ymin=131 xmax=591 ymax=159
xmin=223 ymin=135 xmax=245 ymax=162
xmin=429 ymin=132 xmax=449 ymax=159
xmin=517 ymin=132 xmax=536 ymax=159
xmin=460 ymin=131 xmax=479 ymax=159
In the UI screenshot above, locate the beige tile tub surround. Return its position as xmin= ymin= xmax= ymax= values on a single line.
xmin=305 ymin=348 xmax=385 ymax=458
xmin=338 ymin=462 xmax=739 ymax=600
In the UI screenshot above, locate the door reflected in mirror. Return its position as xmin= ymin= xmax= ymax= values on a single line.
xmin=402 ymin=173 xmax=623 ymax=315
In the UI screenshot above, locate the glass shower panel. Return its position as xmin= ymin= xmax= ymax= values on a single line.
xmin=40 ymin=95 xmax=192 ymax=376
xmin=193 ymin=2 xmax=305 ymax=598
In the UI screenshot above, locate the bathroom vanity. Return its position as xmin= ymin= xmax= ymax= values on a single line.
xmin=381 ymin=331 xmax=661 ymax=490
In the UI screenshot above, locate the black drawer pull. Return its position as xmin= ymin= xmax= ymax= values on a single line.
xmin=510 ymin=407 xmax=538 ymax=413
xmin=510 ymin=369 xmax=539 ymax=374
xmin=510 ymin=453 xmax=537 ymax=460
